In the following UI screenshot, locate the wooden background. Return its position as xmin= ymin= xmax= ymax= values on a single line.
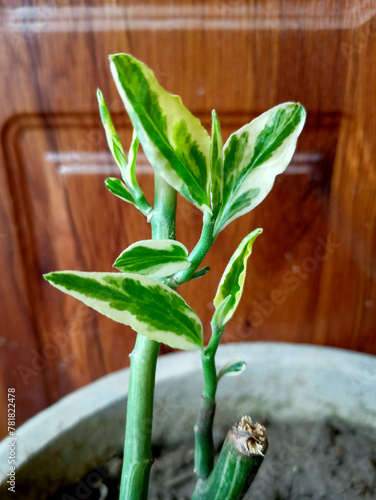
xmin=0 ymin=0 xmax=375 ymax=438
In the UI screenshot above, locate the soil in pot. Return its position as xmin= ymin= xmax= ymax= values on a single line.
xmin=49 ymin=416 xmax=376 ymax=500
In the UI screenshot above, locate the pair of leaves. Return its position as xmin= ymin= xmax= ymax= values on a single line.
xmin=97 ymin=89 xmax=151 ymax=215
xmin=44 ymin=239 xmax=204 ymax=351
xmin=107 ymin=54 xmax=306 ymax=237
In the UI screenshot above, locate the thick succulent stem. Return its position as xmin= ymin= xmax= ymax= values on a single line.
xmin=150 ymin=174 xmax=177 ymax=240
xmin=119 ymin=335 xmax=160 ymax=499
xmin=119 ymin=175 xmax=176 ymax=500
xmin=192 ymin=416 xmax=268 ymax=500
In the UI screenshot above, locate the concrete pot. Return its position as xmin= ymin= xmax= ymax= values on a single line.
xmin=1 ymin=342 xmax=376 ymax=499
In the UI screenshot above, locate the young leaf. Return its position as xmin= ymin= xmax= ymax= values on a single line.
xmin=126 ymin=131 xmax=153 ymax=215
xmin=217 ymin=358 xmax=246 ymax=381
xmin=109 ymin=53 xmax=211 ymax=213
xmin=213 ymin=228 xmax=262 ymax=326
xmin=214 ymin=103 xmax=306 ymax=235
xmin=125 ymin=129 xmax=140 ymax=192
xmin=97 ymin=89 xmax=128 ymax=178
xmin=105 ymin=178 xmax=136 ymax=205
xmin=210 ymin=110 xmax=224 ymax=217
xmin=44 ymin=271 xmax=203 ymax=350
xmin=189 ymin=266 xmax=211 ymax=281
xmin=114 ymin=239 xmax=190 ymax=278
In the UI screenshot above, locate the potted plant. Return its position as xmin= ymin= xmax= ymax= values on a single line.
xmin=44 ymin=53 xmax=306 ymax=499
xmin=1 ymin=55 xmax=376 ymax=500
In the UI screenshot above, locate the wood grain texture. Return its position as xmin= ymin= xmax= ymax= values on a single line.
xmin=0 ymin=0 xmax=375 ymax=437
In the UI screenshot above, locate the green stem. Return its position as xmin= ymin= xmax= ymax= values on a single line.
xmin=192 ymin=417 xmax=268 ymax=500
xmin=194 ymin=321 xmax=224 ymax=480
xmin=170 ymin=211 xmax=215 ymax=287
xmin=119 ymin=335 xmax=160 ymax=499
xmin=206 ymin=323 xmax=225 ymax=359
xmin=200 ymin=350 xmax=218 ymax=402
xmin=194 ymin=351 xmax=217 ymax=479
xmin=119 ymin=175 xmax=177 ymax=500
xmin=150 ymin=174 xmax=177 ymax=240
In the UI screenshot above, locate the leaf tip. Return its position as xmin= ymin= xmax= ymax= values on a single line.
xmin=43 ymin=272 xmax=52 ymax=282
xmin=109 ymin=53 xmax=133 ymax=67
xmin=43 ymin=271 xmax=62 ymax=285
xmin=287 ymin=101 xmax=307 ymax=123
xmin=299 ymin=104 xmax=307 ymax=122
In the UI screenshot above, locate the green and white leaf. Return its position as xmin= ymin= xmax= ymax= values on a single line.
xmin=214 ymin=103 xmax=306 ymax=236
xmin=113 ymin=239 xmax=190 ymax=278
xmin=97 ymin=89 xmax=128 ymax=178
xmin=125 ymin=129 xmax=139 ymax=192
xmin=109 ymin=53 xmax=211 ymax=212
xmin=213 ymin=228 xmax=262 ymax=326
xmin=125 ymin=131 xmax=152 ymax=214
xmin=210 ymin=110 xmax=224 ymax=217
xmin=217 ymin=358 xmax=246 ymax=381
xmin=44 ymin=271 xmax=203 ymax=350
xmin=105 ymin=178 xmax=136 ymax=205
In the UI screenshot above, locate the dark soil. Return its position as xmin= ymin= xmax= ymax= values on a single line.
xmin=50 ymin=417 xmax=376 ymax=500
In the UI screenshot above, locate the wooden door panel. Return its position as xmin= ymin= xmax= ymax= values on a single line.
xmin=0 ymin=1 xmax=375 ymax=437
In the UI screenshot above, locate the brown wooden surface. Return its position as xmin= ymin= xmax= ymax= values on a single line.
xmin=0 ymin=0 xmax=375 ymax=438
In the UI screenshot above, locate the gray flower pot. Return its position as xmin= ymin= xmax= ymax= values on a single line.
xmin=1 ymin=342 xmax=376 ymax=499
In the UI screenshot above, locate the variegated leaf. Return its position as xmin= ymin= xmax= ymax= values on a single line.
xmin=114 ymin=240 xmax=190 ymax=278
xmin=105 ymin=178 xmax=136 ymax=205
xmin=44 ymin=271 xmax=203 ymax=350
xmin=214 ymin=103 xmax=306 ymax=236
xmin=210 ymin=110 xmax=223 ymax=217
xmin=125 ymin=129 xmax=140 ymax=192
xmin=125 ymin=131 xmax=153 ymax=215
xmin=97 ymin=89 xmax=128 ymax=177
xmin=109 ymin=54 xmax=211 ymax=212
xmin=217 ymin=358 xmax=246 ymax=381
xmin=213 ymin=228 xmax=262 ymax=325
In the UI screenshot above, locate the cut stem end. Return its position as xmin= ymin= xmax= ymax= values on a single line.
xmin=192 ymin=416 xmax=268 ymax=500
